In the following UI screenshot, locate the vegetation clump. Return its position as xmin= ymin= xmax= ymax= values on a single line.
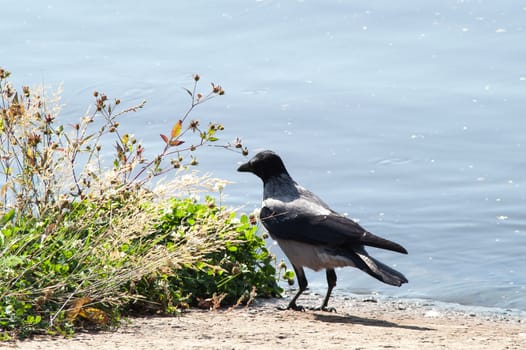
xmin=0 ymin=69 xmax=281 ymax=339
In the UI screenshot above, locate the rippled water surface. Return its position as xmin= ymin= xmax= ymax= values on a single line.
xmin=3 ymin=0 xmax=525 ymax=310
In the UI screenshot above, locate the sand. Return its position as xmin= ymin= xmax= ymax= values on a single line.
xmin=10 ymin=292 xmax=526 ymax=350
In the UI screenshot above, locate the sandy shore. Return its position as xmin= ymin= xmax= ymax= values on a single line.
xmin=10 ymin=292 xmax=526 ymax=350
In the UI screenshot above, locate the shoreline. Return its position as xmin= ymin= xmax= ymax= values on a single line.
xmin=12 ymin=292 xmax=526 ymax=349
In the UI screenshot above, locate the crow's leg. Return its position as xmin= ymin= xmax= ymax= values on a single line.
xmin=313 ymin=268 xmax=337 ymax=312
xmin=285 ymin=265 xmax=308 ymax=311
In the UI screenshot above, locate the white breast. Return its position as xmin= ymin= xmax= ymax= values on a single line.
xmin=276 ymin=239 xmax=356 ymax=271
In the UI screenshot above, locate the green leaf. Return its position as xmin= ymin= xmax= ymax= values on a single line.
xmin=0 ymin=209 xmax=15 ymax=226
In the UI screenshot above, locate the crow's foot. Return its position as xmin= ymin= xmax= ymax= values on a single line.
xmin=310 ymin=305 xmax=337 ymax=313
xmin=277 ymin=302 xmax=305 ymax=311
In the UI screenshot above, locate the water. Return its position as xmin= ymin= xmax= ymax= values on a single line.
xmin=2 ymin=0 xmax=525 ymax=311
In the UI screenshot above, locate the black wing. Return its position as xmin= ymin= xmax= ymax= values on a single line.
xmin=260 ymin=207 xmax=407 ymax=254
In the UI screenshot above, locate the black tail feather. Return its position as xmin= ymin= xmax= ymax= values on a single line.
xmin=355 ymin=252 xmax=408 ymax=286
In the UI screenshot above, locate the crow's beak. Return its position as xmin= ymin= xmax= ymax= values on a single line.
xmin=237 ymin=161 xmax=252 ymax=172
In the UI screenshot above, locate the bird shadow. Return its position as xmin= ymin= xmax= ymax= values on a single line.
xmin=313 ymin=313 xmax=435 ymax=331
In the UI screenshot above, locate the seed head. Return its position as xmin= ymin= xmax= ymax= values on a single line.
xmin=189 ymin=120 xmax=199 ymax=130
xmin=171 ymin=159 xmax=181 ymax=168
xmin=249 ymin=213 xmax=257 ymax=225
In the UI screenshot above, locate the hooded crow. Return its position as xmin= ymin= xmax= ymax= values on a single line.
xmin=238 ymin=150 xmax=408 ymax=311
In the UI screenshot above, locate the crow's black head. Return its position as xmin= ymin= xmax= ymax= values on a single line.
xmin=237 ymin=150 xmax=289 ymax=182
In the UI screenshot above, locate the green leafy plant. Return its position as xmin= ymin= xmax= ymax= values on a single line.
xmin=0 ymin=192 xmax=280 ymax=339
xmin=133 ymin=197 xmax=280 ymax=312
xmin=0 ymin=68 xmax=280 ymax=340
